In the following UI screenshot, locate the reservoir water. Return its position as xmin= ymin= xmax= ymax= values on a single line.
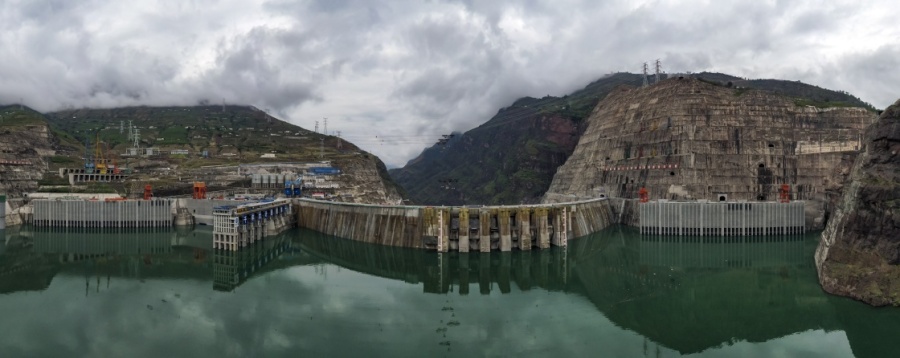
xmin=1 ymin=226 xmax=898 ymax=357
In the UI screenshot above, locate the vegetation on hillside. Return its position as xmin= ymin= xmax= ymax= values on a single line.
xmin=26 ymin=105 xmax=404 ymax=199
xmin=0 ymin=105 xmax=47 ymax=127
xmin=693 ymin=72 xmax=877 ymax=111
xmin=391 ymin=72 xmax=877 ymax=206
xmin=0 ymin=105 xmax=82 ymax=158
xmin=45 ymin=105 xmax=350 ymax=163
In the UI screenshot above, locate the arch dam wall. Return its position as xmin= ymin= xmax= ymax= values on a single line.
xmin=294 ymin=197 xmax=614 ymax=252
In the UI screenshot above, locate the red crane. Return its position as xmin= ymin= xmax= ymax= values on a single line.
xmin=779 ymin=184 xmax=791 ymax=203
xmin=639 ymin=187 xmax=650 ymax=203
xmin=193 ymin=182 xmax=207 ymax=199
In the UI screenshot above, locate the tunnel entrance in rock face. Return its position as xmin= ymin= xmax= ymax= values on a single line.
xmin=757 ymin=164 xmax=774 ymax=201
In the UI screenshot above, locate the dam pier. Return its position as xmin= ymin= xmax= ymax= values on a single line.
xmin=294 ymin=197 xmax=615 ymax=252
xmin=212 ymin=199 xmax=293 ymax=251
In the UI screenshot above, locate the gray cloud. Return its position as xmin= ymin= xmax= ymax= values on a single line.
xmin=0 ymin=0 xmax=896 ymax=167
xmin=817 ymin=44 xmax=900 ymax=110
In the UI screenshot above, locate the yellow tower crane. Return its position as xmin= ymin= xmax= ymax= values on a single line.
xmin=94 ymin=133 xmax=107 ymax=174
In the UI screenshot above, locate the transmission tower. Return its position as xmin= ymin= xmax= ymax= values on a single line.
xmin=336 ymin=131 xmax=342 ymax=150
xmin=120 ymin=121 xmax=124 ymax=134
xmin=323 ymin=117 xmax=328 ymax=135
xmin=655 ymin=59 xmax=661 ymax=83
xmin=315 ymin=121 xmax=319 ymax=133
xmin=642 ymin=62 xmax=649 ymax=87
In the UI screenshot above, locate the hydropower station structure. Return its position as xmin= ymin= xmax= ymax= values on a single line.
xmin=8 ymin=75 xmax=877 ymax=253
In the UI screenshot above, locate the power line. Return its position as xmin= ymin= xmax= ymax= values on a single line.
xmin=655 ymin=59 xmax=662 ymax=84
xmin=642 ymin=63 xmax=649 ymax=87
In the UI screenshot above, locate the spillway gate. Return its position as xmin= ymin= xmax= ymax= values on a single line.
xmin=213 ymin=199 xmax=293 ymax=251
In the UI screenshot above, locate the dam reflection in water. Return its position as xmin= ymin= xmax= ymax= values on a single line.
xmin=1 ymin=226 xmax=899 ymax=357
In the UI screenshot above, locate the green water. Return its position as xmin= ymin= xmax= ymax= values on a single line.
xmin=1 ymin=226 xmax=898 ymax=357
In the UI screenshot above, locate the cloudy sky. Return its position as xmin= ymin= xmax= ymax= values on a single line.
xmin=1 ymin=0 xmax=897 ymax=167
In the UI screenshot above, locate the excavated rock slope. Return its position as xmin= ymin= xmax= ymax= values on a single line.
xmin=330 ymin=155 xmax=405 ymax=205
xmin=816 ymin=98 xmax=900 ymax=306
xmin=543 ymin=77 xmax=875 ymax=229
xmin=0 ymin=124 xmax=53 ymax=197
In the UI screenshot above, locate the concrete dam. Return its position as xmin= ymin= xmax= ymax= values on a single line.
xmin=17 ymin=197 xmax=616 ymax=252
xmin=294 ymin=197 xmax=806 ymax=251
xmin=20 ymin=194 xmax=806 ymax=253
xmin=295 ymin=197 xmax=615 ymax=251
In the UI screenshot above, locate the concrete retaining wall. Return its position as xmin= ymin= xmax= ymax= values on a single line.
xmin=3 ymin=200 xmax=27 ymax=227
xmin=297 ymin=200 xmax=424 ymax=248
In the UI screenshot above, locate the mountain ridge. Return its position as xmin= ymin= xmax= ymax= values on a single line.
xmin=1 ymin=104 xmax=404 ymax=203
xmin=390 ymin=72 xmax=877 ymax=205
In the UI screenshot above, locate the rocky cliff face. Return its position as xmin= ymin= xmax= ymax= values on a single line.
xmin=330 ymin=155 xmax=405 ymax=204
xmin=542 ymin=78 xmax=875 ymax=229
xmin=0 ymin=107 xmax=56 ymax=197
xmin=391 ymin=111 xmax=582 ymax=205
xmin=815 ymin=98 xmax=900 ymax=306
xmin=390 ymin=73 xmax=650 ymax=205
xmin=392 ymin=72 xmax=874 ymax=207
